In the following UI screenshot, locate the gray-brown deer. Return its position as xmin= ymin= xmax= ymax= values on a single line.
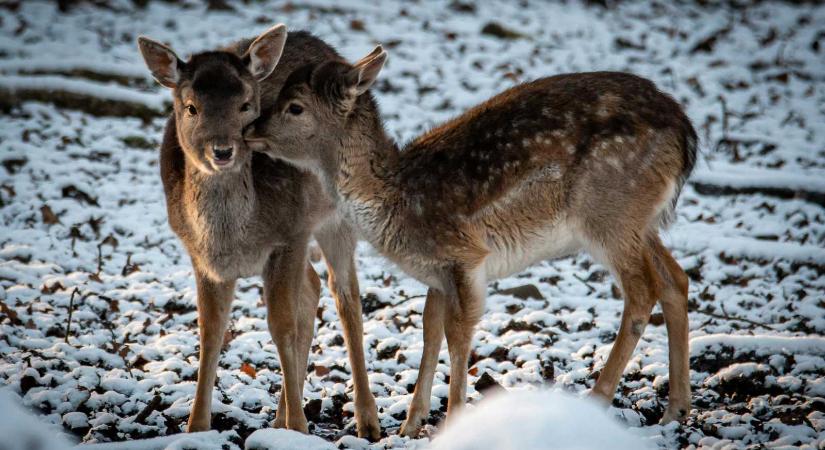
xmin=137 ymin=26 xmax=381 ymax=439
xmin=246 ymin=47 xmax=697 ymax=436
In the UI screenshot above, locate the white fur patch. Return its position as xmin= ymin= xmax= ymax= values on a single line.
xmin=484 ymin=220 xmax=581 ymax=280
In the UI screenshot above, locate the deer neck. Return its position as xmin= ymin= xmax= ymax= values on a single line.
xmin=183 ymin=156 xmax=257 ymax=238
xmin=332 ymin=110 xmax=399 ymax=206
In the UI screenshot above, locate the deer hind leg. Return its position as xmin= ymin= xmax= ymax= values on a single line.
xmin=263 ymin=243 xmax=314 ymax=433
xmin=400 ymin=288 xmax=446 ymax=437
xmin=443 ymin=266 xmax=486 ymax=421
xmin=315 ymin=222 xmax=381 ymax=440
xmin=591 ymin=233 xmax=662 ymax=405
xmin=188 ymin=271 xmax=235 ymax=432
xmin=648 ymin=234 xmax=691 ymax=423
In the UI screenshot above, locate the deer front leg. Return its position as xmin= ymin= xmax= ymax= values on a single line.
xmin=187 ymin=270 xmax=235 ymax=432
xmin=315 ymin=222 xmax=380 ymax=440
xmin=272 ymin=263 xmax=320 ymax=430
xmin=443 ymin=266 xmax=486 ymax=421
xmin=263 ymin=243 xmax=314 ymax=433
xmin=400 ymin=288 xmax=446 ymax=437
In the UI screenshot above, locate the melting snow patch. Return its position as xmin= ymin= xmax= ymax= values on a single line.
xmin=428 ymin=389 xmax=653 ymax=450
xmin=244 ymin=428 xmax=336 ymax=450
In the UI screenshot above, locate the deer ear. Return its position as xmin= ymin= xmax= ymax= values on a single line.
xmin=137 ymin=36 xmax=182 ymax=89
xmin=346 ymin=45 xmax=387 ymax=96
xmin=245 ymin=23 xmax=288 ymax=81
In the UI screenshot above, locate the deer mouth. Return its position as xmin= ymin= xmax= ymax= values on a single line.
xmin=210 ymin=147 xmax=235 ymax=170
xmin=213 ymin=157 xmax=233 ymax=167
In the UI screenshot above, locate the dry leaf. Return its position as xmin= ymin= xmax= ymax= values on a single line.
xmin=240 ymin=363 xmax=257 ymax=378
xmin=40 ymin=205 xmax=60 ymax=225
xmin=468 ymin=366 xmax=479 ymax=376
xmin=100 ymin=235 xmax=119 ymax=248
xmin=1 ymin=302 xmax=22 ymax=326
xmin=315 ymin=365 xmax=330 ymax=377
xmin=41 ymin=281 xmax=65 ymax=294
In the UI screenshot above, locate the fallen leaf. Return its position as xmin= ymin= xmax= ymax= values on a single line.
xmin=40 ymin=205 xmax=60 ymax=225
xmin=240 ymin=363 xmax=257 ymax=378
xmin=41 ymin=281 xmax=65 ymax=294
xmin=649 ymin=312 xmax=665 ymax=326
xmin=498 ymin=284 xmax=544 ymax=300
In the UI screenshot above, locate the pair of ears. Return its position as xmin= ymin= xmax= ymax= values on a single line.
xmin=137 ymin=23 xmax=389 ymax=96
xmin=137 ymin=24 xmax=289 ymax=89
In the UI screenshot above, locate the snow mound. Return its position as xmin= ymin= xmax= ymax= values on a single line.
xmin=428 ymin=390 xmax=652 ymax=450
xmin=77 ymin=431 xmax=229 ymax=450
xmin=690 ymin=334 xmax=825 ymax=357
xmin=244 ymin=428 xmax=336 ymax=450
xmin=0 ymin=390 xmax=73 ymax=450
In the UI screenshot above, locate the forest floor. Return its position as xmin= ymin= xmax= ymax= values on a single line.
xmin=0 ymin=1 xmax=823 ymax=449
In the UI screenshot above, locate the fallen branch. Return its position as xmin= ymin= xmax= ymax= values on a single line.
xmin=695 ymin=308 xmax=776 ymax=331
xmin=692 ymin=181 xmax=825 ymax=207
xmin=0 ymin=75 xmax=167 ymax=120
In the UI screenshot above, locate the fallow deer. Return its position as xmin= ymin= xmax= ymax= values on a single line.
xmin=137 ymin=27 xmax=380 ymax=439
xmin=246 ymin=47 xmax=697 ymax=436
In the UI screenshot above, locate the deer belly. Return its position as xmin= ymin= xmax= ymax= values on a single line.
xmin=484 ymin=221 xmax=581 ymax=281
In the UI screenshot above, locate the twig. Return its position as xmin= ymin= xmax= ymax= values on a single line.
xmin=64 ymin=288 xmax=80 ymax=343
xmin=695 ymin=309 xmax=776 ymax=331
xmin=134 ymin=394 xmax=162 ymax=424
xmin=572 ymin=273 xmax=595 ymax=294
xmin=96 ymin=244 xmax=103 ymax=276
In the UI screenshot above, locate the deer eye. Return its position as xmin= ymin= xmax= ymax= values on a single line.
xmin=240 ymin=102 xmax=252 ymax=112
xmin=288 ymin=103 xmax=304 ymax=115
xmin=185 ymin=104 xmax=198 ymax=116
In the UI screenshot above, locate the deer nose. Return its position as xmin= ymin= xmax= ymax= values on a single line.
xmin=213 ymin=146 xmax=233 ymax=161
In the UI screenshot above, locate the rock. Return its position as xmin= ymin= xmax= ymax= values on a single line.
xmin=499 ymin=284 xmax=544 ymax=300
xmin=481 ymin=22 xmax=524 ymax=40
xmin=475 ymin=371 xmax=505 ymax=395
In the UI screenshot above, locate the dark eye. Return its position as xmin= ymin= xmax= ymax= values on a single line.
xmin=185 ymin=104 xmax=197 ymax=116
xmin=240 ymin=102 xmax=252 ymax=112
xmin=288 ymin=103 xmax=304 ymax=115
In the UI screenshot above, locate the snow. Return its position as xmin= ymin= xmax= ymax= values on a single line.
xmin=0 ymin=389 xmax=75 ymax=450
xmin=0 ymin=74 xmax=167 ymax=109
xmin=690 ymin=334 xmax=825 ymax=358
xmin=692 ymin=162 xmax=825 ymax=195
xmin=428 ymin=390 xmax=653 ymax=450
xmin=1 ymin=1 xmax=824 ymax=449
xmin=244 ymin=429 xmax=336 ymax=450
xmin=76 ymin=431 xmax=230 ymax=450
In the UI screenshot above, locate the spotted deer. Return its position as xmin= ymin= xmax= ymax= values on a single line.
xmin=245 ymin=47 xmax=698 ymax=436
xmin=137 ymin=27 xmax=380 ymax=439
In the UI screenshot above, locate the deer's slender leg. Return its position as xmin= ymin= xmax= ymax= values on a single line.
xmin=443 ymin=266 xmax=486 ymax=420
xmin=648 ymin=235 xmax=691 ymax=423
xmin=400 ymin=288 xmax=446 ymax=437
xmin=274 ymin=263 xmax=321 ymax=428
xmin=591 ymin=239 xmax=661 ymax=404
xmin=315 ymin=222 xmax=380 ymax=440
xmin=263 ymin=242 xmax=313 ymax=433
xmin=187 ymin=270 xmax=235 ymax=432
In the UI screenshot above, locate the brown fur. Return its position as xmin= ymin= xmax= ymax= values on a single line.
xmin=140 ymin=31 xmax=381 ymax=439
xmin=247 ymin=48 xmax=697 ymax=435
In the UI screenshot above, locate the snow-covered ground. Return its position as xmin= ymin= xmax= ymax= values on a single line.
xmin=1 ymin=0 xmax=824 ymax=449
